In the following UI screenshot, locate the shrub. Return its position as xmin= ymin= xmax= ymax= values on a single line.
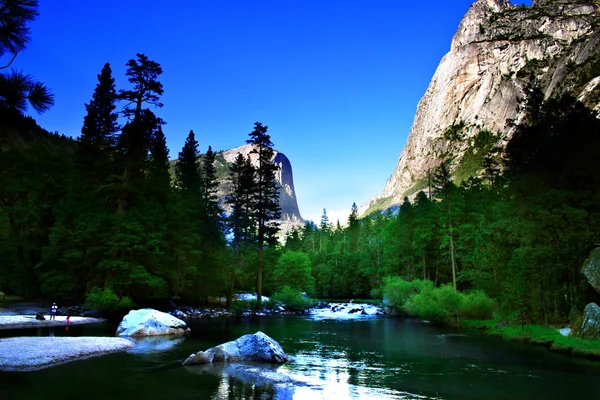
xmin=459 ymin=290 xmax=496 ymax=320
xmin=381 ymin=276 xmax=432 ymax=308
xmin=272 ymin=286 xmax=314 ymax=310
xmin=404 ymin=284 xmax=463 ymax=324
xmin=85 ymin=287 xmax=134 ymax=315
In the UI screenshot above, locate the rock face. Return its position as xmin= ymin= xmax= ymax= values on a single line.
xmin=219 ymin=144 xmax=304 ymax=236
xmin=360 ymin=0 xmax=600 ymax=214
xmin=116 ymin=308 xmax=190 ymax=337
xmin=571 ymin=302 xmax=600 ymax=340
xmin=582 ymin=247 xmax=600 ymax=293
xmin=182 ymin=331 xmax=289 ymax=366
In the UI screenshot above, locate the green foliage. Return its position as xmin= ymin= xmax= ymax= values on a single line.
xmin=459 ymin=290 xmax=496 ymax=319
xmin=379 ymin=276 xmax=432 ymax=308
xmin=404 ymin=284 xmax=463 ymax=324
xmin=271 ymin=286 xmax=314 ymax=310
xmin=454 ymin=129 xmax=500 ymax=184
xmin=442 ymin=121 xmax=466 ymax=142
xmin=462 ymin=320 xmax=600 ymax=359
xmin=273 ymin=251 xmax=315 ymax=292
xmin=84 ymin=287 xmax=134 ymax=314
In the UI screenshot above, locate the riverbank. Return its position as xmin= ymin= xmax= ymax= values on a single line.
xmin=0 ymin=315 xmax=106 ymax=330
xmin=0 ymin=337 xmax=134 ymax=371
xmin=462 ymin=319 xmax=600 ymax=360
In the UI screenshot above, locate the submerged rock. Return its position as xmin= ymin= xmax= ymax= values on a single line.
xmin=182 ymin=331 xmax=288 ymax=366
xmin=116 ymin=308 xmax=190 ymax=337
xmin=571 ymin=302 xmax=600 ymax=340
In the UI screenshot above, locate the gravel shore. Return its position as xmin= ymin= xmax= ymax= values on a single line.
xmin=0 ymin=336 xmax=134 ymax=371
xmin=0 ymin=315 xmax=105 ymax=330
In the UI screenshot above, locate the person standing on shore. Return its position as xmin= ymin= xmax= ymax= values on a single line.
xmin=50 ymin=303 xmax=57 ymax=320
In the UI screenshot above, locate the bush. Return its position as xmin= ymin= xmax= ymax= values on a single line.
xmin=459 ymin=290 xmax=496 ymax=320
xmin=381 ymin=276 xmax=432 ymax=308
xmin=85 ymin=287 xmax=134 ymax=315
xmin=272 ymin=286 xmax=314 ymax=310
xmin=403 ymin=284 xmax=463 ymax=324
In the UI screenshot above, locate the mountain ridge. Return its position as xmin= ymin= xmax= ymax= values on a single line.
xmin=359 ymin=0 xmax=600 ymax=216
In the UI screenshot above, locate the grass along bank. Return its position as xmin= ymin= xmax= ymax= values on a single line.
xmin=375 ymin=277 xmax=600 ymax=361
xmin=461 ymin=319 xmax=600 ymax=360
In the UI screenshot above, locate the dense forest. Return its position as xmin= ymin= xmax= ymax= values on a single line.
xmin=283 ymin=82 xmax=600 ymax=325
xmin=2 ymin=1 xmax=600 ymax=326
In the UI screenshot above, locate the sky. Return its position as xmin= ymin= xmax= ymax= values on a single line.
xmin=14 ymin=0 xmax=532 ymax=224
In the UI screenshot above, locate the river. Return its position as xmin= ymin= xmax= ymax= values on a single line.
xmin=1 ymin=309 xmax=600 ymax=399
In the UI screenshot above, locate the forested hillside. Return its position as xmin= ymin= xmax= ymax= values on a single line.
xmin=285 ymin=87 xmax=600 ymax=325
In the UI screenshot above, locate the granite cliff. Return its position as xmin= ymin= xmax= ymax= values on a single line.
xmin=360 ymin=0 xmax=600 ymax=215
xmin=216 ymin=144 xmax=304 ymax=236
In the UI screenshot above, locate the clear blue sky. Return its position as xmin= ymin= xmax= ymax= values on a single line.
xmin=16 ymin=0 xmax=531 ymax=224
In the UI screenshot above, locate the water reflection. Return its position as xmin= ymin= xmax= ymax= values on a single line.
xmin=3 ymin=316 xmax=600 ymax=400
xmin=126 ymin=335 xmax=186 ymax=355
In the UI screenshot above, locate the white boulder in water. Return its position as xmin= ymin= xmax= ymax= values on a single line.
xmin=182 ymin=331 xmax=288 ymax=366
xmin=116 ymin=308 xmax=190 ymax=337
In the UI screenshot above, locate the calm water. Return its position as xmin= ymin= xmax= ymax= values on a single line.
xmin=1 ymin=314 xmax=600 ymax=400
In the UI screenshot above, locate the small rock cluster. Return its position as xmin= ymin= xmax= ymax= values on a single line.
xmin=169 ymin=304 xmax=305 ymax=320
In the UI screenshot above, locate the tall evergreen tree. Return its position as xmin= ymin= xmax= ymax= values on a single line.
xmin=225 ymin=153 xmax=255 ymax=307
xmin=116 ymin=54 xmax=164 ymax=215
xmin=147 ymin=126 xmax=171 ymax=201
xmin=176 ymin=130 xmax=202 ymax=193
xmin=203 ymin=145 xmax=221 ymax=222
xmin=77 ymin=62 xmax=119 ymax=191
xmin=246 ymin=122 xmax=281 ymax=304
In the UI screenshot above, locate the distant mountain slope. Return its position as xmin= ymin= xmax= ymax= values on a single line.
xmin=213 ymin=144 xmax=305 ymax=236
xmin=360 ymin=0 xmax=600 ymax=215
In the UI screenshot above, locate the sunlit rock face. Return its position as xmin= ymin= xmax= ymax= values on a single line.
xmin=219 ymin=144 xmax=304 ymax=238
xmin=182 ymin=331 xmax=289 ymax=366
xmin=360 ymin=0 xmax=600 ymax=215
xmin=116 ymin=309 xmax=190 ymax=337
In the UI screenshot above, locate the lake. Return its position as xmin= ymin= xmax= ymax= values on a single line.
xmin=1 ymin=311 xmax=600 ymax=399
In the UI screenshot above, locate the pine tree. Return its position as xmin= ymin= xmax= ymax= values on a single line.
xmin=147 ymin=126 xmax=171 ymax=201
xmin=116 ymin=54 xmax=164 ymax=215
xmin=0 ymin=0 xmax=53 ymax=114
xmin=246 ymin=122 xmax=281 ymax=304
xmin=203 ymin=145 xmax=221 ymax=222
xmin=176 ymin=130 xmax=202 ymax=193
xmin=77 ymin=62 xmax=119 ymax=191
xmin=225 ymin=152 xmax=255 ymax=307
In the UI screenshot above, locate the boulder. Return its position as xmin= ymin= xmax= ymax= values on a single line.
xmin=571 ymin=303 xmax=600 ymax=340
xmin=582 ymin=248 xmax=600 ymax=294
xmin=116 ymin=308 xmax=190 ymax=337
xmin=182 ymin=331 xmax=288 ymax=366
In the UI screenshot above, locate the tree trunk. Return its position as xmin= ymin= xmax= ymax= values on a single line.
xmin=256 ymin=245 xmax=263 ymax=306
xmin=450 ymin=230 xmax=457 ymax=290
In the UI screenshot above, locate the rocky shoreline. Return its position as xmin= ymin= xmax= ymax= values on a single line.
xmin=0 ymin=315 xmax=106 ymax=330
xmin=0 ymin=337 xmax=134 ymax=371
xmin=169 ymin=301 xmax=388 ymax=320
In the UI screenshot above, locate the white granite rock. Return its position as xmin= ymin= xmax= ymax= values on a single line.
xmin=116 ymin=308 xmax=190 ymax=337
xmin=182 ymin=331 xmax=288 ymax=366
